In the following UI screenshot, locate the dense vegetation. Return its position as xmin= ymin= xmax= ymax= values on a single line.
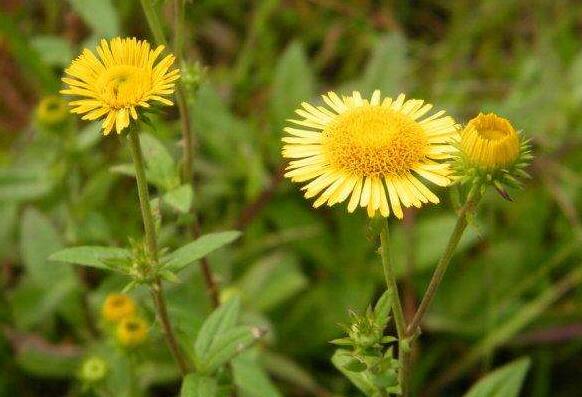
xmin=0 ymin=1 xmax=581 ymax=396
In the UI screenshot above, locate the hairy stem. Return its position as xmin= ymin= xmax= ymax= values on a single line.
xmin=127 ymin=127 xmax=189 ymax=375
xmin=139 ymin=0 xmax=167 ymax=46
xmin=407 ymin=183 xmax=481 ymax=335
xmin=379 ymin=220 xmax=408 ymax=396
xmin=140 ymin=0 xmax=220 ymax=308
xmin=127 ymin=128 xmax=158 ymax=260
xmin=150 ymin=278 xmax=189 ymax=375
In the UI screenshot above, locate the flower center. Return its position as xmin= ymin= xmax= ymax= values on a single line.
xmin=479 ymin=128 xmax=508 ymax=140
xmin=98 ymin=65 xmax=151 ymax=108
xmin=322 ymin=106 xmax=428 ymax=176
xmin=125 ymin=321 xmax=140 ymax=332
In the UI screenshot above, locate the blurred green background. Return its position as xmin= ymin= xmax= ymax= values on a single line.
xmin=0 ymin=0 xmax=581 ymax=396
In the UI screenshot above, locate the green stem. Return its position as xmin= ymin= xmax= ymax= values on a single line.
xmin=407 ymin=183 xmax=481 ymax=335
xmin=140 ymin=0 xmax=219 ymax=308
xmin=379 ymin=220 xmax=408 ymax=396
xmin=127 ymin=128 xmax=158 ymax=261
xmin=150 ymin=278 xmax=190 ymax=375
xmin=127 ymin=127 xmax=189 ymax=376
xmin=139 ymin=0 xmax=167 ymax=46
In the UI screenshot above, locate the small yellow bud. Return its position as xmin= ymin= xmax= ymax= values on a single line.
xmin=460 ymin=113 xmax=520 ymax=170
xmin=79 ymin=357 xmax=107 ymax=383
xmin=101 ymin=294 xmax=136 ymax=323
xmin=116 ymin=316 xmax=148 ymax=347
xmin=35 ymin=95 xmax=69 ymax=127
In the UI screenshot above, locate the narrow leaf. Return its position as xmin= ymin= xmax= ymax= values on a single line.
xmin=180 ymin=373 xmax=217 ymax=397
xmin=164 ymin=231 xmax=241 ymax=272
xmin=195 ymin=297 xmax=241 ymax=362
xmin=49 ymin=246 xmax=130 ymax=271
xmin=463 ymin=358 xmax=531 ymax=397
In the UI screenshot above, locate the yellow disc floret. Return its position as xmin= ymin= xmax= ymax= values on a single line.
xmin=61 ymin=37 xmax=180 ymax=135
xmin=102 ymin=293 xmax=136 ymax=323
xmin=460 ymin=113 xmax=520 ymax=170
xmin=116 ymin=316 xmax=148 ymax=347
xmin=323 ymin=106 xmax=428 ymax=177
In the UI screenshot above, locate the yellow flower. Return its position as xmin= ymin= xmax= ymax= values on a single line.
xmin=36 ymin=95 xmax=69 ymax=127
xmin=282 ymin=90 xmax=459 ymax=219
xmin=116 ymin=316 xmax=148 ymax=347
xmin=460 ymin=113 xmax=520 ymax=170
xmin=60 ymin=37 xmax=180 ymax=135
xmin=102 ymin=294 xmax=136 ymax=323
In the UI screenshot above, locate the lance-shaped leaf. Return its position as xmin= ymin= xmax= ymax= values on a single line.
xmin=180 ymin=373 xmax=217 ymax=397
xmin=49 ymin=246 xmax=130 ymax=272
xmin=163 ymin=231 xmax=241 ymax=273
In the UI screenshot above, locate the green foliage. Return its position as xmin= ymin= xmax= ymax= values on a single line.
xmin=1 ymin=1 xmax=582 ymax=396
xmin=180 ymin=373 xmax=218 ymax=397
xmin=49 ymin=246 xmax=131 ymax=271
xmin=163 ymin=231 xmax=241 ymax=272
xmin=331 ymin=292 xmax=401 ymax=396
xmin=463 ymin=358 xmax=531 ymax=397
xmin=67 ymin=0 xmax=120 ymax=37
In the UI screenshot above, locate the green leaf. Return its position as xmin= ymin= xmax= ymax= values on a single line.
xmin=163 ymin=184 xmax=193 ymax=213
xmin=21 ymin=208 xmax=74 ymax=284
xmin=373 ymin=290 xmax=393 ymax=328
xmin=48 ymin=246 xmax=130 ymax=271
xmin=76 ymin=122 xmax=102 ymax=151
xmin=271 ymin=41 xmax=315 ymax=123
xmin=329 ymin=337 xmax=354 ymax=346
xmin=10 ymin=277 xmax=77 ymax=329
xmin=201 ymin=326 xmax=258 ymax=373
xmin=68 ymin=0 xmax=120 ymax=37
xmin=232 ymin=351 xmax=283 ymax=397
xmin=195 ymin=297 xmax=241 ymax=364
xmin=0 ymin=12 xmax=58 ymax=91
xmin=463 ymin=358 xmax=531 ymax=397
xmin=391 ymin=214 xmax=479 ymax=276
xmin=237 ymin=254 xmax=307 ymax=312
xmin=180 ymin=374 xmax=217 ymax=397
xmin=360 ymin=33 xmax=409 ymax=95
xmin=164 ymin=231 xmax=241 ymax=272
xmin=140 ymin=133 xmax=179 ymax=190
xmin=331 ymin=349 xmax=377 ymax=396
xmin=30 ymin=36 xmax=73 ymax=67
xmin=16 ymin=343 xmax=82 ymax=378
xmin=0 ymin=167 xmax=53 ymax=201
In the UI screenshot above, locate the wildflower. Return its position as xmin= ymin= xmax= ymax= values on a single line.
xmin=460 ymin=113 xmax=520 ymax=170
xmin=36 ymin=95 xmax=69 ymax=127
xmin=116 ymin=316 xmax=148 ymax=347
xmin=60 ymin=37 xmax=180 ymax=135
xmin=455 ymin=113 xmax=532 ymax=193
xmin=282 ymin=90 xmax=458 ymax=218
xmin=102 ymin=293 xmax=136 ymax=323
xmin=79 ymin=356 xmax=108 ymax=383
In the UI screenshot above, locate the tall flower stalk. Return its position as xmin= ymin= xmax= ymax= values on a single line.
xmin=379 ymin=221 xmax=409 ymax=396
xmin=139 ymin=0 xmax=221 ymax=308
xmin=407 ymin=182 xmax=482 ymax=335
xmin=127 ymin=126 xmax=189 ymax=375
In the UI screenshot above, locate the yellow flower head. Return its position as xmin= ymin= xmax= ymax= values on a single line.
xmin=116 ymin=316 xmax=148 ymax=347
xmin=102 ymin=293 xmax=136 ymax=322
xmin=60 ymin=37 xmax=180 ymax=135
xmin=282 ymin=90 xmax=459 ymax=219
xmin=36 ymin=95 xmax=69 ymax=127
xmin=460 ymin=113 xmax=520 ymax=170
